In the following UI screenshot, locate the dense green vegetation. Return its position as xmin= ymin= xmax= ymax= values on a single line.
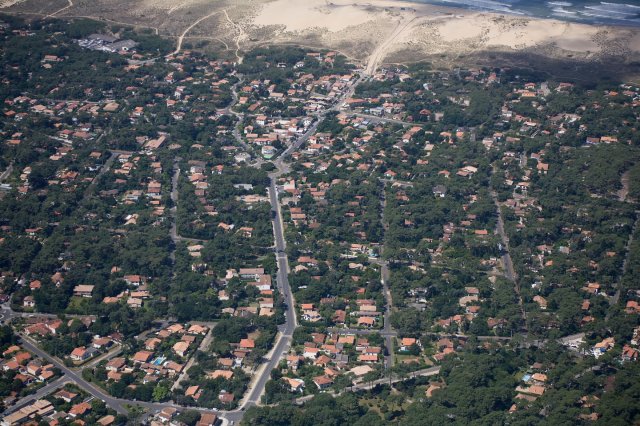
xmin=0 ymin=13 xmax=639 ymax=425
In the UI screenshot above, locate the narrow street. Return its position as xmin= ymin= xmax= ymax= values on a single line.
xmin=4 ymin=376 xmax=69 ymax=415
xmin=375 ymin=181 xmax=397 ymax=369
xmin=169 ymin=157 xmax=181 ymax=265
xmin=349 ymin=112 xmax=421 ymax=127
xmin=607 ymin=209 xmax=640 ymax=319
xmin=171 ymin=326 xmax=215 ymax=391
xmin=82 ymin=151 xmax=118 ymax=199
xmin=81 ymin=345 xmax=122 ymax=370
xmin=218 ymin=76 xmax=252 ymax=153
xmin=18 ymin=334 xmax=129 ymax=415
xmin=0 ymin=161 xmax=13 ymax=183
xmin=290 ymin=366 xmax=441 ymax=406
xmin=492 ymin=190 xmax=527 ymax=327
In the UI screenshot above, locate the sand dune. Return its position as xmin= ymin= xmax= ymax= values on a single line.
xmin=253 ymin=0 xmax=382 ymax=32
xmin=3 ymin=0 xmax=640 ymax=75
xmin=247 ymin=0 xmax=640 ymax=63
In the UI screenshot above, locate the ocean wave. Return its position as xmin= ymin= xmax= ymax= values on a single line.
xmin=414 ymin=0 xmax=640 ymax=27
xmin=581 ymin=11 xmax=640 ymax=22
xmin=583 ymin=5 xmax=639 ymax=18
xmin=600 ymin=2 xmax=640 ymax=11
xmin=434 ymin=0 xmax=527 ymax=14
xmin=551 ymin=7 xmax=577 ymax=15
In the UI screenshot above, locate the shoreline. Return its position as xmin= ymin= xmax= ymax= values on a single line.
xmin=250 ymin=0 xmax=640 ymax=56
xmin=404 ymin=0 xmax=640 ymax=29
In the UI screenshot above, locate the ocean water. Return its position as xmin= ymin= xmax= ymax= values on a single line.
xmin=411 ymin=0 xmax=640 ymax=26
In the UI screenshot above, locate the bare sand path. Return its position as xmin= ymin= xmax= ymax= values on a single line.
xmin=365 ymin=13 xmax=452 ymax=75
xmin=45 ymin=0 xmax=72 ymax=19
xmin=223 ymin=9 xmax=246 ymax=63
xmin=618 ymin=169 xmax=632 ymax=202
xmin=169 ymin=9 xmax=220 ymax=57
xmin=366 ymin=18 xmax=405 ymax=75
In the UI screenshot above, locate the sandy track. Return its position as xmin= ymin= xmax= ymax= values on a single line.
xmin=364 ymin=13 xmax=454 ymax=75
xmin=365 ymin=16 xmax=418 ymax=74
xmin=169 ymin=9 xmax=220 ymax=57
xmin=223 ymin=9 xmax=246 ymax=63
xmin=45 ymin=0 xmax=72 ymax=19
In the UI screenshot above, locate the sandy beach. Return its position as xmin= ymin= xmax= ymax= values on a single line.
xmin=246 ymin=0 xmax=640 ymax=65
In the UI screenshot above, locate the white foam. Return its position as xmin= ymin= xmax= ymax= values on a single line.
xmin=600 ymin=2 xmax=640 ymax=11
xmin=552 ymin=7 xmax=577 ymax=15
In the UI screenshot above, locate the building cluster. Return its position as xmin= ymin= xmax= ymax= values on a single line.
xmin=2 ymin=386 xmax=118 ymax=426
xmin=1 ymin=344 xmax=58 ymax=408
xmin=93 ymin=322 xmax=208 ymax=387
xmin=76 ymin=33 xmax=137 ymax=54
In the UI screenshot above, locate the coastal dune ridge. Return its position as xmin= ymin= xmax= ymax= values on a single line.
xmin=2 ymin=0 xmax=640 ymax=79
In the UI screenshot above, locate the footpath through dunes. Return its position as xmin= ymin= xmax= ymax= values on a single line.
xmin=364 ymin=11 xmax=455 ymax=75
xmin=222 ymin=9 xmax=247 ymax=64
xmin=365 ymin=17 xmax=411 ymax=75
xmin=44 ymin=0 xmax=72 ymax=19
xmin=168 ymin=9 xmax=220 ymax=57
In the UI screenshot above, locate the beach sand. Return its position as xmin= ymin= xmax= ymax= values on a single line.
xmin=253 ymin=0 xmax=382 ymax=32
xmin=247 ymin=0 xmax=640 ymax=65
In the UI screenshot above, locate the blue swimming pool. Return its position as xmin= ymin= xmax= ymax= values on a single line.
xmin=152 ymin=356 xmax=166 ymax=365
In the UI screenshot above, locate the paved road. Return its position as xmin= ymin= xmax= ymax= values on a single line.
xmin=290 ymin=366 xmax=441 ymax=405
xmin=216 ymin=76 xmax=255 ymax=157
xmin=225 ymin=75 xmax=367 ymax=422
xmin=276 ymin=75 xmax=365 ymax=166
xmin=376 ymin=182 xmax=397 ymax=369
xmin=1 ymin=303 xmax=59 ymax=323
xmin=0 ymin=161 xmax=13 ymax=183
xmin=492 ymin=190 xmax=527 ymax=326
xmin=277 ymin=118 xmax=321 ymax=163
xmin=349 ymin=112 xmax=421 ymax=127
xmin=380 ymin=262 xmax=395 ymax=368
xmin=16 ymin=332 xmax=230 ymax=420
xmin=607 ymin=209 xmax=640 ymax=319
xmin=218 ymin=168 xmax=300 ymax=424
xmin=241 ymin=178 xmax=297 ymax=395
xmin=18 ymin=334 xmax=129 ymax=415
xmin=4 ymin=376 xmax=68 ymax=415
xmin=169 ymin=157 xmax=181 ymax=264
xmin=83 ymin=151 xmax=118 ymax=198
xmin=171 ymin=327 xmax=214 ymax=391
xmin=327 ymin=327 xmax=397 ymax=337
xmin=0 ymin=303 xmax=97 ymax=324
